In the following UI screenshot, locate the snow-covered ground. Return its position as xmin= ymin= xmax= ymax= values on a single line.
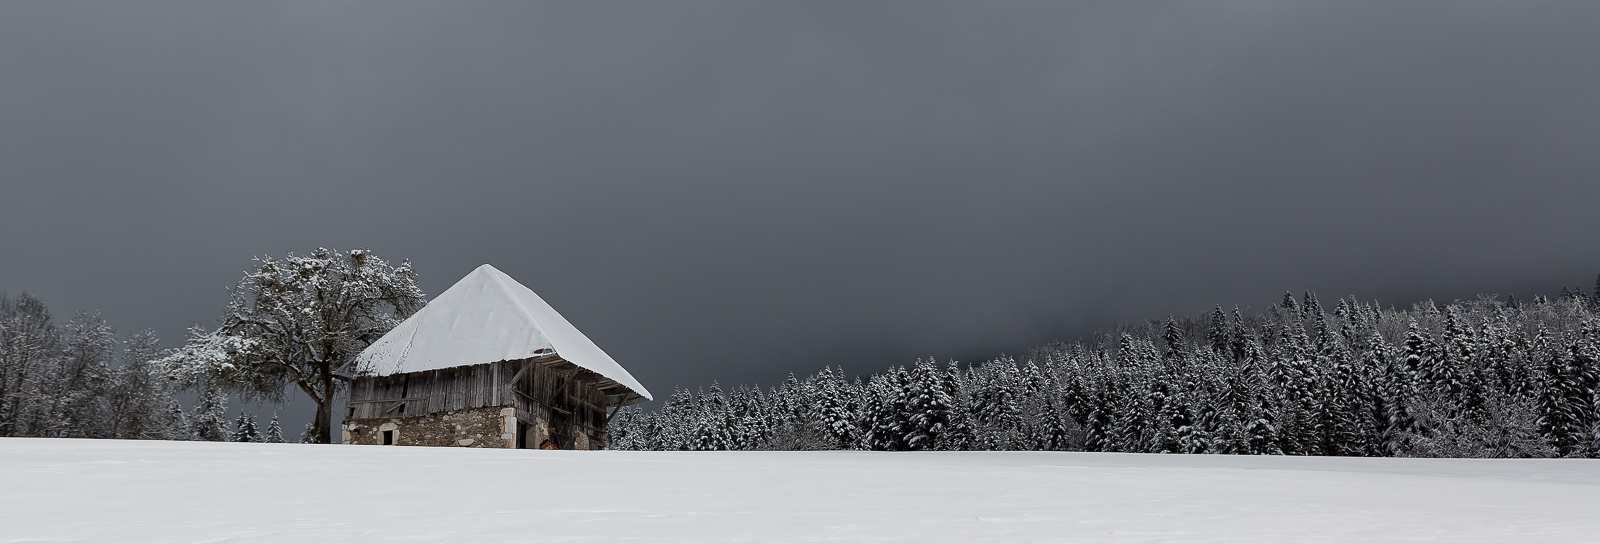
xmin=4 ymin=438 xmax=1599 ymax=543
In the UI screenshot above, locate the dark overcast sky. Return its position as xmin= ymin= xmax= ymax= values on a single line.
xmin=4 ymin=1 xmax=1600 ymax=425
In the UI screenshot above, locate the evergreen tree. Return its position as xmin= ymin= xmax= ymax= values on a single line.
xmin=903 ymin=359 xmax=954 ymax=450
xmin=935 ymin=362 xmax=975 ymax=451
xmin=1537 ymin=328 xmax=1597 ymax=457
xmin=691 ymin=383 xmax=731 ymax=450
xmin=165 ymin=399 xmax=189 ymax=441
xmin=659 ymin=387 xmax=697 ymax=450
xmin=814 ymin=366 xmax=859 ymax=448
xmin=264 ymin=414 xmax=285 ymax=443
xmin=231 ymin=411 xmax=261 ymax=442
xmin=1591 ymin=274 xmax=1600 ymax=311
xmin=1207 ymin=306 xmax=1231 ymax=354
xmin=1303 ymin=291 xmax=1322 ymax=322
xmin=189 ymin=387 xmax=229 ymax=442
xmin=862 ymin=368 xmax=912 ymax=451
xmin=1161 ymin=317 xmax=1184 ymax=360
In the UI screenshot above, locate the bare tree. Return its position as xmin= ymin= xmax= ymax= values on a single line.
xmin=159 ymin=248 xmax=424 ymax=443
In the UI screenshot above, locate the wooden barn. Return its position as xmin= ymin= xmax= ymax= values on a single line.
xmin=342 ymin=264 xmax=652 ymax=450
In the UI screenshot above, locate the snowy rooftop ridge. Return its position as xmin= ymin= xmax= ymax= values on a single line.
xmin=354 ymin=264 xmax=651 ymax=401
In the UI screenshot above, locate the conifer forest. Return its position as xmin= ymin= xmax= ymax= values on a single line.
xmin=611 ymin=282 xmax=1600 ymax=458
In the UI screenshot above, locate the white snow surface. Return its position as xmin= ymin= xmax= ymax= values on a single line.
xmin=354 ymin=264 xmax=650 ymax=400
xmin=5 ymin=438 xmax=1600 ymax=543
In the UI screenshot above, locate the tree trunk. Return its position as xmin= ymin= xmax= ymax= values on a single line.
xmin=318 ymin=373 xmax=335 ymax=444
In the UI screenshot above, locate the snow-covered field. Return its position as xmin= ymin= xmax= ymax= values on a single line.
xmin=4 ymin=438 xmax=1599 ymax=543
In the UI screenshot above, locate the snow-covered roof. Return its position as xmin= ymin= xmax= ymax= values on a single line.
xmin=354 ymin=264 xmax=651 ymax=401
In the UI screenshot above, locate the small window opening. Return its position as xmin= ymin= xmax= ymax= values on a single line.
xmin=382 ymin=430 xmax=394 ymax=445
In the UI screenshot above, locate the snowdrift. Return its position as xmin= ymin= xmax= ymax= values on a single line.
xmin=3 ymin=438 xmax=1598 ymax=542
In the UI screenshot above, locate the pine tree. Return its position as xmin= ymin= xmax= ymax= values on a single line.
xmin=935 ymin=361 xmax=975 ymax=451
xmin=1161 ymin=317 xmax=1184 ymax=360
xmin=814 ymin=367 xmax=859 ymax=448
xmin=659 ymin=387 xmax=697 ymax=450
xmin=165 ymin=399 xmax=189 ymax=440
xmin=189 ymin=387 xmax=229 ymax=442
xmin=692 ymin=382 xmax=733 ymax=451
xmin=1380 ymin=330 xmax=1419 ymax=456
xmin=1303 ymin=291 xmax=1322 ymax=322
xmin=861 ymin=368 xmax=912 ymax=451
xmin=1208 ymin=306 xmax=1230 ymax=355
xmin=232 ymin=411 xmax=261 ymax=442
xmin=903 ymin=359 xmax=954 ymax=450
xmin=1267 ymin=319 xmax=1314 ymax=454
xmin=1591 ymin=273 xmax=1600 ymax=311
xmin=1228 ymin=306 xmax=1251 ymax=362
xmin=264 ymin=414 xmax=285 ymax=443
xmin=298 ymin=422 xmax=317 ymax=444
xmin=1538 ymin=328 xmax=1598 ymax=457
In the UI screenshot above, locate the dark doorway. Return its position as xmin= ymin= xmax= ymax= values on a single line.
xmin=516 ymin=422 xmax=530 ymax=449
xmin=382 ymin=430 xmax=394 ymax=445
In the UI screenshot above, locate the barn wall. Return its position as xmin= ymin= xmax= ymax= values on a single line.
xmin=343 ymin=359 xmax=615 ymax=450
xmin=343 ymin=406 xmax=518 ymax=448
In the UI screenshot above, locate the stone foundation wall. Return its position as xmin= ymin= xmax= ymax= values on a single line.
xmin=341 ymin=405 xmax=609 ymax=450
xmin=343 ymin=406 xmax=519 ymax=448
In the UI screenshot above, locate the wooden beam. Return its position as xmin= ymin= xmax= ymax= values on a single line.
xmin=507 ymin=360 xmax=533 ymax=386
xmin=346 ymin=397 xmax=429 ymax=404
xmin=603 ymin=393 xmax=635 ymax=426
xmin=513 ymin=387 xmax=571 ymax=415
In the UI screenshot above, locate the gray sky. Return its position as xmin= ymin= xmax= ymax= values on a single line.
xmin=4 ymin=1 xmax=1600 ymax=426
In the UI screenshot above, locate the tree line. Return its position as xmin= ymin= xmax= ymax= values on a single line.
xmin=8 ymin=252 xmax=1599 ymax=458
xmin=0 ymin=292 xmax=309 ymax=442
xmin=611 ymin=280 xmax=1600 ymax=458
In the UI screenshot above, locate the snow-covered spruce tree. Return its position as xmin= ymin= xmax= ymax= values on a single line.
xmin=607 ymin=406 xmax=646 ymax=450
xmin=232 ymin=411 xmax=261 ymax=442
xmin=812 ymin=366 xmax=859 ymax=448
xmin=1537 ymin=327 xmax=1598 ymax=457
xmin=164 ymin=399 xmax=190 ymax=440
xmin=902 ymin=359 xmax=953 ymax=450
xmin=858 ymin=369 xmax=901 ymax=450
xmin=729 ymin=385 xmax=772 ymax=450
xmin=157 ymin=249 xmax=425 ymax=444
xmin=264 ymin=414 xmax=285 ymax=443
xmin=692 ymin=382 xmax=734 ymax=451
xmin=934 ymin=361 xmax=975 ymax=451
xmin=298 ymin=422 xmax=317 ymax=444
xmin=656 ymin=387 xmax=696 ymax=450
xmin=190 ymin=387 xmax=229 ymax=442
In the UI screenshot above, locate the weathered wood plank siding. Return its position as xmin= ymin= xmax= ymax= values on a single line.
xmin=346 ymin=358 xmax=616 ymax=446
